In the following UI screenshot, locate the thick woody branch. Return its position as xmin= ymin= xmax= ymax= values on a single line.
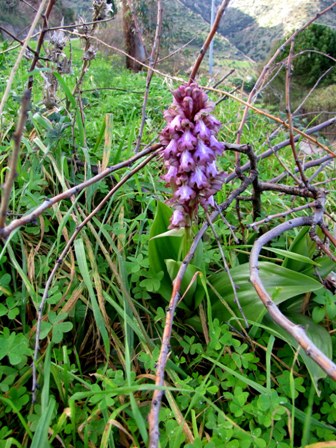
xmin=258 ymin=182 xmax=315 ymax=198
xmin=223 ymin=143 xmax=261 ymax=218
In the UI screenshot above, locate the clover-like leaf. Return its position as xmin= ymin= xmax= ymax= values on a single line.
xmin=0 ymin=329 xmax=32 ymax=366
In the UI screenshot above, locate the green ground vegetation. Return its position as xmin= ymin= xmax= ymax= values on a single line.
xmin=0 ymin=35 xmax=335 ymax=448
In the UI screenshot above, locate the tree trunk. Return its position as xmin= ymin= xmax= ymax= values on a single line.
xmin=121 ymin=0 xmax=146 ymax=72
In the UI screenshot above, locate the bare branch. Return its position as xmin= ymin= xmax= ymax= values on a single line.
xmin=189 ymin=0 xmax=231 ymax=83
xmin=250 ymin=213 xmax=336 ymax=380
xmin=27 ymin=0 xmax=57 ymax=91
xmin=0 ymin=90 xmax=31 ymax=229
xmin=32 ymin=149 xmax=160 ymax=401
xmin=135 ymin=0 xmax=163 ymax=152
xmin=148 ymin=151 xmax=257 ymax=447
xmin=235 ymin=1 xmax=336 ymax=147
xmin=0 ymin=0 xmax=49 ymax=118
xmin=285 ymin=40 xmax=309 ymax=187
xmin=0 ymin=144 xmax=161 ymax=240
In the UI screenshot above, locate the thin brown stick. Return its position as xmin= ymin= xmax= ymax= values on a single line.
xmin=309 ymin=227 xmax=336 ymax=263
xmin=0 ymin=90 xmax=31 ymax=229
xmin=0 ymin=144 xmax=161 ymax=240
xmin=285 ymin=40 xmax=309 ymax=187
xmin=27 ymin=0 xmax=56 ymax=91
xmin=135 ymin=0 xmax=163 ymax=152
xmin=21 ymin=0 xmax=38 ymax=12
xmin=321 ymin=225 xmax=336 ymax=248
xmin=148 ymin=154 xmax=257 ymax=448
xmin=213 ymin=69 xmax=235 ymax=88
xmin=158 ymin=37 xmax=196 ymax=63
xmin=248 ymin=202 xmax=317 ymax=229
xmin=0 ymin=0 xmax=48 ymax=118
xmin=188 ymin=0 xmax=231 ymax=83
xmin=0 ymin=26 xmax=41 ymax=58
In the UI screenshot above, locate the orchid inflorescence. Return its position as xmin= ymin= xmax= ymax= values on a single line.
xmin=160 ymin=82 xmax=226 ymax=229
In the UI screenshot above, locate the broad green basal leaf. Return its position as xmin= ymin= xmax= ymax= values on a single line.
xmin=149 ymin=201 xmax=205 ymax=301
xmin=165 ymin=260 xmax=207 ymax=310
xmin=209 ymin=262 xmax=323 ymax=323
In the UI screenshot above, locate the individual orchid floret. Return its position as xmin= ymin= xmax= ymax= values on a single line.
xmin=178 ymin=130 xmax=197 ymax=151
xmin=160 ymin=82 xmax=227 ymax=229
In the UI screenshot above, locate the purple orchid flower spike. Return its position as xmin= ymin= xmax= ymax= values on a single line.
xmin=160 ymin=82 xmax=226 ymax=229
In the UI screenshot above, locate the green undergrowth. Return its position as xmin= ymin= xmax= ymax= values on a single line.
xmin=0 ymin=39 xmax=335 ymax=448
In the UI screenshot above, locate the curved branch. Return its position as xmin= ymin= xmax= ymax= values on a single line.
xmin=250 ymin=215 xmax=336 ymax=380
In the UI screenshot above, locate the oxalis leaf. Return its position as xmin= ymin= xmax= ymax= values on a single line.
xmin=0 ymin=329 xmax=32 ymax=366
xmin=209 ymin=261 xmax=322 ymax=323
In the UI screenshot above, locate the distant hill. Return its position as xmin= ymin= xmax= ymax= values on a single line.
xmin=0 ymin=0 xmax=74 ymax=38
xmin=1 ymin=0 xmax=335 ymax=70
xmin=179 ymin=0 xmax=336 ymax=61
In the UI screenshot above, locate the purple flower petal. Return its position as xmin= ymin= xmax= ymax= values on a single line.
xmin=174 ymin=185 xmax=196 ymax=203
xmin=191 ymin=88 xmax=207 ymax=112
xmin=194 ymin=119 xmax=211 ymax=141
xmin=209 ymin=135 xmax=224 ymax=155
xmin=206 ymin=161 xmax=218 ymax=178
xmin=208 ymin=172 xmax=226 ymax=195
xmin=178 ymin=130 xmax=197 ymax=151
xmin=179 ymin=150 xmax=195 ymax=172
xmin=204 ymin=114 xmax=221 ymax=133
xmin=167 ymin=115 xmax=183 ymax=133
xmin=190 ymin=166 xmax=208 ymax=189
xmin=163 ymin=165 xmax=178 ymax=184
xmin=200 ymin=195 xmax=215 ymax=208
xmin=194 ymin=140 xmax=215 ymax=164
xmin=170 ymin=208 xmax=186 ymax=228
xmin=163 ymin=139 xmax=178 ymax=159
xmin=194 ymin=104 xmax=215 ymax=122
xmin=182 ymin=96 xmax=193 ymax=117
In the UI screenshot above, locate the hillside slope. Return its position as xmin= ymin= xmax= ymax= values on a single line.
xmin=180 ymin=0 xmax=336 ymax=60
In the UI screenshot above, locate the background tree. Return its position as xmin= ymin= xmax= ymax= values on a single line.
xmin=281 ymin=23 xmax=336 ymax=87
xmin=121 ymin=0 xmax=147 ymax=72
